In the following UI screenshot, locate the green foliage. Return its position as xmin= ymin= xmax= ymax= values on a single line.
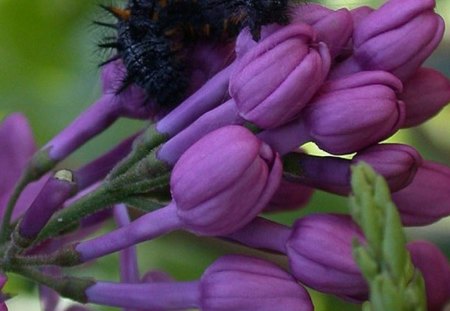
xmin=350 ymin=163 xmax=427 ymax=311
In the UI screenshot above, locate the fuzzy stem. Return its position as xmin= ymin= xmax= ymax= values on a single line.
xmin=8 ymin=265 xmax=94 ymax=303
xmin=0 ymin=173 xmax=31 ymax=242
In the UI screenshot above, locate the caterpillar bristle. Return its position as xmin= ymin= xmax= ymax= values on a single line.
xmin=98 ymin=55 xmax=121 ymax=68
xmin=98 ymin=41 xmax=120 ymax=49
xmin=93 ymin=20 xmax=117 ymax=29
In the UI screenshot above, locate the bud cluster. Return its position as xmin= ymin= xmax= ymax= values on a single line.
xmin=0 ymin=0 xmax=449 ymax=310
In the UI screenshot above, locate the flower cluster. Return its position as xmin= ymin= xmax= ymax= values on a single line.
xmin=0 ymin=0 xmax=449 ymax=310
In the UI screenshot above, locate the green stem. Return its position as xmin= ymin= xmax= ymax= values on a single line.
xmin=34 ymin=184 xmax=120 ymax=243
xmin=108 ymin=124 xmax=168 ymax=179
xmin=8 ymin=265 xmax=94 ymax=302
xmin=0 ymin=173 xmax=30 ymax=243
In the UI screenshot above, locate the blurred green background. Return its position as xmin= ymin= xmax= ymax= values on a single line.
xmin=0 ymin=0 xmax=449 ymax=310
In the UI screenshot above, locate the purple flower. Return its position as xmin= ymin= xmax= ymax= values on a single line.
xmin=353 ymin=143 xmax=422 ymax=192
xmin=331 ymin=0 xmax=445 ymax=81
xmin=258 ymin=71 xmax=405 ymax=155
xmin=392 ymin=160 xmax=450 ymax=225
xmin=200 ymin=255 xmax=313 ymax=311
xmin=0 ymin=114 xmax=46 ymax=221
xmin=85 ymin=255 xmax=313 ymax=311
xmin=230 ymin=23 xmax=331 ymax=128
xmin=291 ymin=4 xmax=353 ymax=59
xmin=399 ymin=67 xmax=450 ymax=127
xmin=304 ymin=71 xmax=405 ymax=154
xmin=407 ymin=240 xmax=450 ymax=311
xmin=71 ymin=126 xmax=282 ymax=262
xmin=16 ymin=170 xmax=77 ymax=245
xmin=286 ymin=214 xmax=368 ymax=302
xmin=228 ymin=215 xmax=368 ymax=301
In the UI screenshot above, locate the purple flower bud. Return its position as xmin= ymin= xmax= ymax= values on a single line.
xmin=170 ymin=125 xmax=282 ymax=235
xmin=86 ymin=255 xmax=313 ymax=310
xmin=267 ymin=144 xmax=421 ymax=198
xmin=350 ymin=6 xmax=374 ymax=29
xmin=304 ymin=71 xmax=405 ymax=154
xmin=229 ymin=215 xmax=368 ymax=301
xmin=200 ymin=255 xmax=313 ymax=311
xmin=0 ymin=114 xmax=46 ymax=220
xmin=399 ymin=67 xmax=450 ymax=127
xmin=392 ymin=160 xmax=450 ymax=225
xmin=407 ymin=240 xmax=450 ymax=311
xmin=353 ymin=143 xmax=422 ymax=192
xmin=291 ymin=4 xmax=353 ymax=59
xmin=230 ymin=23 xmax=331 ymax=128
xmin=74 ymin=126 xmax=282 ymax=262
xmin=17 ymin=170 xmax=77 ymax=244
xmin=286 ymin=214 xmax=368 ymax=301
xmin=234 ymin=25 xmax=283 ymax=58
xmin=333 ymin=0 xmax=445 ymax=81
xmin=265 ymin=177 xmax=314 ymax=212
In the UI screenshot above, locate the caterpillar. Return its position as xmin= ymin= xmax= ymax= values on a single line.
xmin=98 ymin=0 xmax=291 ymax=107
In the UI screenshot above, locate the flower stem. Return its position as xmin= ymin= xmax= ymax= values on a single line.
xmin=8 ymin=265 xmax=94 ymax=303
xmin=0 ymin=173 xmax=30 ymax=243
xmin=34 ymin=184 xmax=121 ymax=243
xmin=107 ymin=124 xmax=168 ymax=179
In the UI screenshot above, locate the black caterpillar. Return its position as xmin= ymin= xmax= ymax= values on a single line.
xmin=98 ymin=0 xmax=291 ymax=107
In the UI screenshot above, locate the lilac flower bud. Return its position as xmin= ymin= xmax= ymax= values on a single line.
xmin=86 ymin=255 xmax=313 ymax=310
xmin=353 ymin=143 xmax=422 ymax=192
xmin=303 ymin=71 xmax=405 ymax=154
xmin=291 ymin=4 xmax=353 ymax=59
xmin=259 ymin=71 xmax=405 ymax=155
xmin=170 ymin=125 xmax=282 ymax=235
xmin=229 ymin=215 xmax=368 ymax=301
xmin=200 ymin=255 xmax=313 ymax=311
xmin=230 ymin=23 xmax=331 ymax=128
xmin=399 ymin=67 xmax=450 ymax=127
xmin=72 ymin=126 xmax=281 ymax=262
xmin=0 ymin=114 xmax=46 ymax=220
xmin=265 ymin=177 xmax=314 ymax=212
xmin=265 ymin=144 xmax=421 ymax=198
xmin=286 ymin=214 xmax=368 ymax=301
xmin=392 ymin=160 xmax=450 ymax=225
xmin=234 ymin=25 xmax=283 ymax=58
xmin=333 ymin=0 xmax=445 ymax=81
xmin=350 ymin=6 xmax=374 ymax=29
xmin=16 ymin=170 xmax=77 ymax=244
xmin=407 ymin=240 xmax=450 ymax=311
